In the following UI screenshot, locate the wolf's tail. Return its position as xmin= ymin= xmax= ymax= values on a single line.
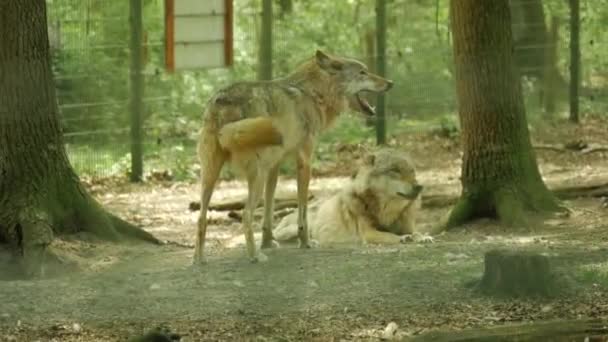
xmin=218 ymin=117 xmax=283 ymax=152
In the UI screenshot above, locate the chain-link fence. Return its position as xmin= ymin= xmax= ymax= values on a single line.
xmin=46 ymin=0 xmax=607 ymax=181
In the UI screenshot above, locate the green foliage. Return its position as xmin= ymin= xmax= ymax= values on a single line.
xmin=436 ymin=113 xmax=460 ymax=138
xmin=47 ymin=0 xmax=608 ymax=179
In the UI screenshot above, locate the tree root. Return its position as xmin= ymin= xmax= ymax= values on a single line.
xmin=4 ymin=188 xmax=161 ymax=278
xmin=445 ymin=184 xmax=560 ymax=230
xmin=110 ymin=214 xmax=160 ymax=245
xmin=71 ymin=192 xmax=160 ymax=244
xmin=444 ymin=194 xmax=475 ymax=229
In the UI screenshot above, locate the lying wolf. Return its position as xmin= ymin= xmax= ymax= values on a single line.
xmin=194 ymin=50 xmax=393 ymax=264
xmin=273 ymin=148 xmax=431 ymax=246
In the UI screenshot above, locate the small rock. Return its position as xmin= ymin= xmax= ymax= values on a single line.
xmin=541 ymin=305 xmax=553 ymax=313
xmin=149 ymin=283 xmax=161 ymax=290
xmin=445 ymin=252 xmax=469 ymax=261
xmin=72 ymin=323 xmax=82 ymax=333
xmin=381 ymin=322 xmax=399 ymax=340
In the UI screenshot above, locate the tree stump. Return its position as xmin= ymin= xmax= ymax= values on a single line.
xmin=479 ymin=249 xmax=554 ymax=296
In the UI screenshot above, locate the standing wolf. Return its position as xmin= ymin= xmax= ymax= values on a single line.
xmin=194 ymin=50 xmax=393 ymax=264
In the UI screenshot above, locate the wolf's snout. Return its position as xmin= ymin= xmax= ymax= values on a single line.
xmin=385 ymin=80 xmax=394 ymax=91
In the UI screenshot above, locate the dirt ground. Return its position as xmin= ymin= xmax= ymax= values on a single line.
xmin=1 ymin=116 xmax=608 ymax=341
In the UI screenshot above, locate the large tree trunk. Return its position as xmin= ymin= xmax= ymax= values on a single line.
xmin=0 ymin=0 xmax=158 ymax=276
xmin=446 ymin=0 xmax=561 ymax=228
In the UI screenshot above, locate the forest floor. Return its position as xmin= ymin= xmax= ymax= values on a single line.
xmin=1 ymin=115 xmax=608 ymax=341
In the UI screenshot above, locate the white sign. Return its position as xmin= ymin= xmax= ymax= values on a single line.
xmin=164 ymin=0 xmax=233 ymax=71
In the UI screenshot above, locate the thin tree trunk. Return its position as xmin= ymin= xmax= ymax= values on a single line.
xmin=446 ymin=0 xmax=561 ymax=229
xmin=510 ymin=0 xmax=549 ymax=78
xmin=258 ymin=0 xmax=273 ymax=81
xmin=0 ymin=0 xmax=158 ymax=277
xmin=277 ymin=0 xmax=293 ymax=18
xmin=569 ymin=0 xmax=580 ymax=123
xmin=541 ymin=16 xmax=560 ymax=117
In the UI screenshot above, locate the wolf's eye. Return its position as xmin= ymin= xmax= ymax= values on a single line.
xmin=359 ymin=70 xmax=366 ymax=75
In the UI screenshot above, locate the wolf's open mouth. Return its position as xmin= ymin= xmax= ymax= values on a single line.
xmin=397 ymin=191 xmax=420 ymax=200
xmin=356 ymin=92 xmax=375 ymax=116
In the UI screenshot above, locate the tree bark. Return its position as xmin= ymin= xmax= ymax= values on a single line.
xmin=0 ymin=0 xmax=158 ymax=276
xmin=446 ymin=0 xmax=561 ymax=229
xmin=568 ymin=0 xmax=581 ymax=123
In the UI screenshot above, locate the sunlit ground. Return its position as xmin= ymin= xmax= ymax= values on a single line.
xmin=1 ymin=115 xmax=608 ymax=341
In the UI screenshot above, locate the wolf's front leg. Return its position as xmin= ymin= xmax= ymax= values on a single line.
xmin=296 ymin=144 xmax=313 ymax=249
xmin=360 ymin=226 xmax=404 ymax=245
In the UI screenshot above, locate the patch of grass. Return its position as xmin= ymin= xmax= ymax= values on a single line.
xmin=571 ymin=262 xmax=608 ymax=288
xmin=66 ymin=144 xmax=129 ymax=178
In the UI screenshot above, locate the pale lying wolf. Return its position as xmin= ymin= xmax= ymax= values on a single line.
xmin=225 ymin=148 xmax=427 ymax=248
xmin=273 ymin=148 xmax=427 ymax=246
xmin=194 ymin=50 xmax=393 ymax=264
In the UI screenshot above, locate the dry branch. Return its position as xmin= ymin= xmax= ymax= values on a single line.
xmin=410 ymin=319 xmax=608 ymax=342
xmin=189 ymin=192 xmax=314 ymax=212
xmin=227 ymin=207 xmax=295 ymax=223
xmin=582 ymin=146 xmax=608 ymax=155
xmin=534 ymin=143 xmax=608 ymax=155
xmin=422 ymin=179 xmax=608 ymax=209
xmin=550 ymin=182 xmax=608 ymax=199
xmin=189 ymin=179 xmax=608 ymax=213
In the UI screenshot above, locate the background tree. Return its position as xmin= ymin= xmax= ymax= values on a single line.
xmin=510 ymin=0 xmax=566 ymax=116
xmin=568 ymin=0 xmax=580 ymax=123
xmin=445 ymin=0 xmax=562 ymax=228
xmin=0 ymin=0 xmax=158 ymax=276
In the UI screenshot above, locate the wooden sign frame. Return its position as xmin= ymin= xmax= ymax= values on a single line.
xmin=164 ymin=0 xmax=233 ymax=71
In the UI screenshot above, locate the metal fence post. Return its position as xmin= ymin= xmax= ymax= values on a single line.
xmin=129 ymin=0 xmax=144 ymax=182
xmin=375 ymin=0 xmax=387 ymax=145
xmin=259 ymin=0 xmax=273 ymax=80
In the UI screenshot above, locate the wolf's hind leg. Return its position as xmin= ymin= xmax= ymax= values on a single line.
xmin=243 ymin=167 xmax=267 ymax=262
xmin=261 ymin=165 xmax=280 ymax=249
xmin=193 ymin=152 xmax=225 ymax=265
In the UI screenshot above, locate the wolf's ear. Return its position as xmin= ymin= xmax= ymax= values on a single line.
xmin=315 ymin=50 xmax=342 ymax=72
xmin=315 ymin=50 xmax=330 ymax=65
